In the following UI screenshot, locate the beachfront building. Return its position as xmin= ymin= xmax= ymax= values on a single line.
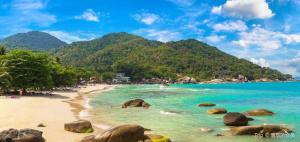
xmin=112 ymin=73 xmax=130 ymax=84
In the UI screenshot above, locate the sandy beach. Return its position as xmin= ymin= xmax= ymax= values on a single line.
xmin=0 ymin=84 xmax=115 ymax=142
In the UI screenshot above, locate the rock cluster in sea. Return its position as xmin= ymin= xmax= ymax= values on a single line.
xmin=223 ymin=112 xmax=248 ymax=126
xmin=198 ymin=102 xmax=293 ymax=137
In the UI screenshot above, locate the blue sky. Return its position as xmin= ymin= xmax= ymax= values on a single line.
xmin=0 ymin=0 xmax=300 ymax=77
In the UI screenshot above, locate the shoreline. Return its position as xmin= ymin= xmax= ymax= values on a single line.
xmin=66 ymin=84 xmax=117 ymax=131
xmin=0 ymin=84 xmax=115 ymax=142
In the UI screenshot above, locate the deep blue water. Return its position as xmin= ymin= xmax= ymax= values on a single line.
xmin=89 ymin=82 xmax=300 ymax=142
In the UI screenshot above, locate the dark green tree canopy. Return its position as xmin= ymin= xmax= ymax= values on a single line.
xmin=1 ymin=50 xmax=53 ymax=90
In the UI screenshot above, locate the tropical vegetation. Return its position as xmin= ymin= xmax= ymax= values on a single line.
xmin=0 ymin=46 xmax=93 ymax=94
xmin=53 ymin=32 xmax=292 ymax=82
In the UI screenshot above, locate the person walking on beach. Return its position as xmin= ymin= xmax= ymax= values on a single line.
xmin=19 ymin=90 xmax=23 ymax=96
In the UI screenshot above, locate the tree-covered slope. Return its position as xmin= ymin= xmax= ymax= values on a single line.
xmin=53 ymin=32 xmax=292 ymax=81
xmin=0 ymin=31 xmax=67 ymax=51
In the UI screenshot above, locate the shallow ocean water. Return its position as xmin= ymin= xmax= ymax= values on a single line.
xmin=89 ymin=82 xmax=300 ymax=142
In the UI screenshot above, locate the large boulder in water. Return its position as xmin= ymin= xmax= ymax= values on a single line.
xmin=231 ymin=125 xmax=293 ymax=136
xmin=122 ymin=99 xmax=150 ymax=109
xmin=223 ymin=112 xmax=248 ymax=126
xmin=207 ymin=108 xmax=227 ymax=114
xmin=244 ymin=109 xmax=274 ymax=116
xmin=0 ymin=128 xmax=45 ymax=142
xmin=64 ymin=120 xmax=93 ymax=133
xmin=198 ymin=103 xmax=216 ymax=107
xmin=95 ymin=124 xmax=146 ymax=142
xmin=80 ymin=125 xmax=172 ymax=142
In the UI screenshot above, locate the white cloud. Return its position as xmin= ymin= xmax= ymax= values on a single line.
xmin=206 ymin=35 xmax=226 ymax=43
xmin=233 ymin=26 xmax=300 ymax=50
xmin=250 ymin=58 xmax=270 ymax=67
xmin=211 ymin=6 xmax=222 ymax=14
xmin=166 ymin=0 xmax=195 ymax=7
xmin=75 ymin=9 xmax=99 ymax=22
xmin=283 ymin=23 xmax=291 ymax=32
xmin=212 ymin=20 xmax=248 ymax=32
xmin=133 ymin=13 xmax=159 ymax=25
xmin=282 ymin=34 xmax=300 ymax=44
xmin=272 ymin=57 xmax=300 ymax=76
xmin=135 ymin=29 xmax=181 ymax=42
xmin=43 ymin=30 xmax=96 ymax=43
xmin=12 ymin=0 xmax=45 ymax=10
xmin=0 ymin=0 xmax=56 ymax=35
xmin=296 ymin=52 xmax=300 ymax=57
xmin=212 ymin=0 xmax=274 ymax=19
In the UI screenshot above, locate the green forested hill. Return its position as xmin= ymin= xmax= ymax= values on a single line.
xmin=0 ymin=31 xmax=67 ymax=51
xmin=53 ymin=32 xmax=292 ymax=81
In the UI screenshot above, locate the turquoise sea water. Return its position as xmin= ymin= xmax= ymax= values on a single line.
xmin=89 ymin=82 xmax=300 ymax=142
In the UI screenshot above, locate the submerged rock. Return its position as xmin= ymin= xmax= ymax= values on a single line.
xmin=231 ymin=125 xmax=293 ymax=136
xmin=223 ymin=112 xmax=248 ymax=126
xmin=144 ymin=134 xmax=172 ymax=142
xmin=64 ymin=120 xmax=93 ymax=133
xmin=244 ymin=109 xmax=274 ymax=116
xmin=215 ymin=134 xmax=224 ymax=137
xmin=198 ymin=103 xmax=216 ymax=107
xmin=122 ymin=99 xmax=151 ymax=109
xmin=207 ymin=108 xmax=227 ymax=114
xmin=0 ymin=128 xmax=45 ymax=142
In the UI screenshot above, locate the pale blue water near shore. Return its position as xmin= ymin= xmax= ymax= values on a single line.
xmin=89 ymin=82 xmax=300 ymax=142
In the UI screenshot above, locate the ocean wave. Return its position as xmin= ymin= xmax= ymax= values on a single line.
xmin=160 ymin=110 xmax=179 ymax=115
xmin=79 ymin=110 xmax=90 ymax=117
xmin=84 ymin=98 xmax=92 ymax=109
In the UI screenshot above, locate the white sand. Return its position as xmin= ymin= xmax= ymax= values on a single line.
xmin=0 ymin=84 xmax=115 ymax=142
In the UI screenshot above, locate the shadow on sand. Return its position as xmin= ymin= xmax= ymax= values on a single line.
xmin=2 ymin=92 xmax=70 ymax=99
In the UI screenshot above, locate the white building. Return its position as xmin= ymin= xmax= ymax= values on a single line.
xmin=112 ymin=73 xmax=130 ymax=83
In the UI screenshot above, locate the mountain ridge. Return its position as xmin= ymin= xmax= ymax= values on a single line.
xmin=0 ymin=31 xmax=67 ymax=50
xmin=53 ymin=32 xmax=293 ymax=81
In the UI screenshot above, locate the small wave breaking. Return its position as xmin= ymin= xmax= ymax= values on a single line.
xmin=160 ymin=110 xmax=179 ymax=115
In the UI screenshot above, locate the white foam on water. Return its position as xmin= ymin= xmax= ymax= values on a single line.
xmin=84 ymin=98 xmax=92 ymax=109
xmin=159 ymin=85 xmax=165 ymax=89
xmin=94 ymin=124 xmax=112 ymax=130
xmin=79 ymin=98 xmax=93 ymax=118
xmin=220 ymin=127 xmax=230 ymax=131
xmin=160 ymin=110 xmax=178 ymax=115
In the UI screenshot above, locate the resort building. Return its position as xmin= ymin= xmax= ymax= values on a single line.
xmin=112 ymin=73 xmax=130 ymax=84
